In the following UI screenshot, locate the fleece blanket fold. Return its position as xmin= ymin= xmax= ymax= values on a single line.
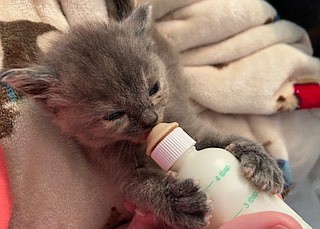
xmin=150 ymin=0 xmax=320 ymax=115
xmin=0 ymin=0 xmax=320 ymax=227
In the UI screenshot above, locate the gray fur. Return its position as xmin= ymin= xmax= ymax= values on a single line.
xmin=1 ymin=4 xmax=284 ymax=229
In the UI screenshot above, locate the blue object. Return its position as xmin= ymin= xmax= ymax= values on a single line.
xmin=277 ymin=159 xmax=292 ymax=190
xmin=1 ymin=82 xmax=19 ymax=102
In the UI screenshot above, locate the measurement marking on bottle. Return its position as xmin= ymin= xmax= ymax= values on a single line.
xmin=219 ymin=165 xmax=230 ymax=177
xmin=233 ymin=191 xmax=259 ymax=218
xmin=203 ymin=165 xmax=231 ymax=191
xmin=234 ymin=208 xmax=244 ymax=218
xmin=204 ymin=180 xmax=214 ymax=191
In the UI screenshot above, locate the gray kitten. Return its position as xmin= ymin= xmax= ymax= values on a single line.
xmin=1 ymin=4 xmax=284 ymax=229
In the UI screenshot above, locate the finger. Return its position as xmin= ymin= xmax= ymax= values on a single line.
xmin=127 ymin=210 xmax=155 ymax=229
xmin=219 ymin=211 xmax=302 ymax=229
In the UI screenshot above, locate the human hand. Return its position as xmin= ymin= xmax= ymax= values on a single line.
xmin=125 ymin=209 xmax=302 ymax=229
xmin=126 ymin=210 xmax=155 ymax=229
xmin=121 ymin=201 xmax=154 ymax=229
xmin=220 ymin=211 xmax=302 ymax=229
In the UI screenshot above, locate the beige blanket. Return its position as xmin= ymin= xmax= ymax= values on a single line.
xmin=1 ymin=0 xmax=319 ymax=227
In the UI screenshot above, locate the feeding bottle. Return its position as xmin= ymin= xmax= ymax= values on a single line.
xmin=146 ymin=122 xmax=312 ymax=229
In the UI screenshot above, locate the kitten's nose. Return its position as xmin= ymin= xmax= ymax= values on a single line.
xmin=139 ymin=110 xmax=158 ymax=128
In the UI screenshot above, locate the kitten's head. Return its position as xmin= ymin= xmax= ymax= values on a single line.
xmin=1 ymin=4 xmax=170 ymax=149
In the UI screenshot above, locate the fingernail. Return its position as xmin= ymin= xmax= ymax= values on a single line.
xmin=135 ymin=208 xmax=146 ymax=217
xmin=271 ymin=225 xmax=288 ymax=229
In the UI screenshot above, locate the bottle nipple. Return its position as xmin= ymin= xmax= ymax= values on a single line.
xmin=146 ymin=122 xmax=179 ymax=156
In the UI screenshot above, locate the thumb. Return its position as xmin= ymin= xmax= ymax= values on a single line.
xmin=127 ymin=209 xmax=155 ymax=229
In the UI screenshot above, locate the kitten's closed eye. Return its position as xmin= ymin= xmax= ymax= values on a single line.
xmin=149 ymin=81 xmax=159 ymax=96
xmin=104 ymin=111 xmax=125 ymax=121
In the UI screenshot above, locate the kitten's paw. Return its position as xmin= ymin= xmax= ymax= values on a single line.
xmin=226 ymin=140 xmax=284 ymax=194
xmin=160 ymin=174 xmax=212 ymax=229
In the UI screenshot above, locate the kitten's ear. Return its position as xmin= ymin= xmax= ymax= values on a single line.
xmin=1 ymin=67 xmax=58 ymax=101
xmin=125 ymin=3 xmax=153 ymax=36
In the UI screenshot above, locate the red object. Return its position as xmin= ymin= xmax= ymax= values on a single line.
xmin=0 ymin=145 xmax=12 ymax=229
xmin=294 ymin=83 xmax=320 ymax=109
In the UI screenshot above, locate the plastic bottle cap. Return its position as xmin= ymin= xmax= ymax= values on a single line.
xmin=146 ymin=122 xmax=179 ymax=156
xmin=146 ymin=123 xmax=196 ymax=171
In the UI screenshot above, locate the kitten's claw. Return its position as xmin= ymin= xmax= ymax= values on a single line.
xmin=159 ymin=174 xmax=212 ymax=229
xmin=226 ymin=140 xmax=285 ymax=194
xmin=166 ymin=170 xmax=178 ymax=178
